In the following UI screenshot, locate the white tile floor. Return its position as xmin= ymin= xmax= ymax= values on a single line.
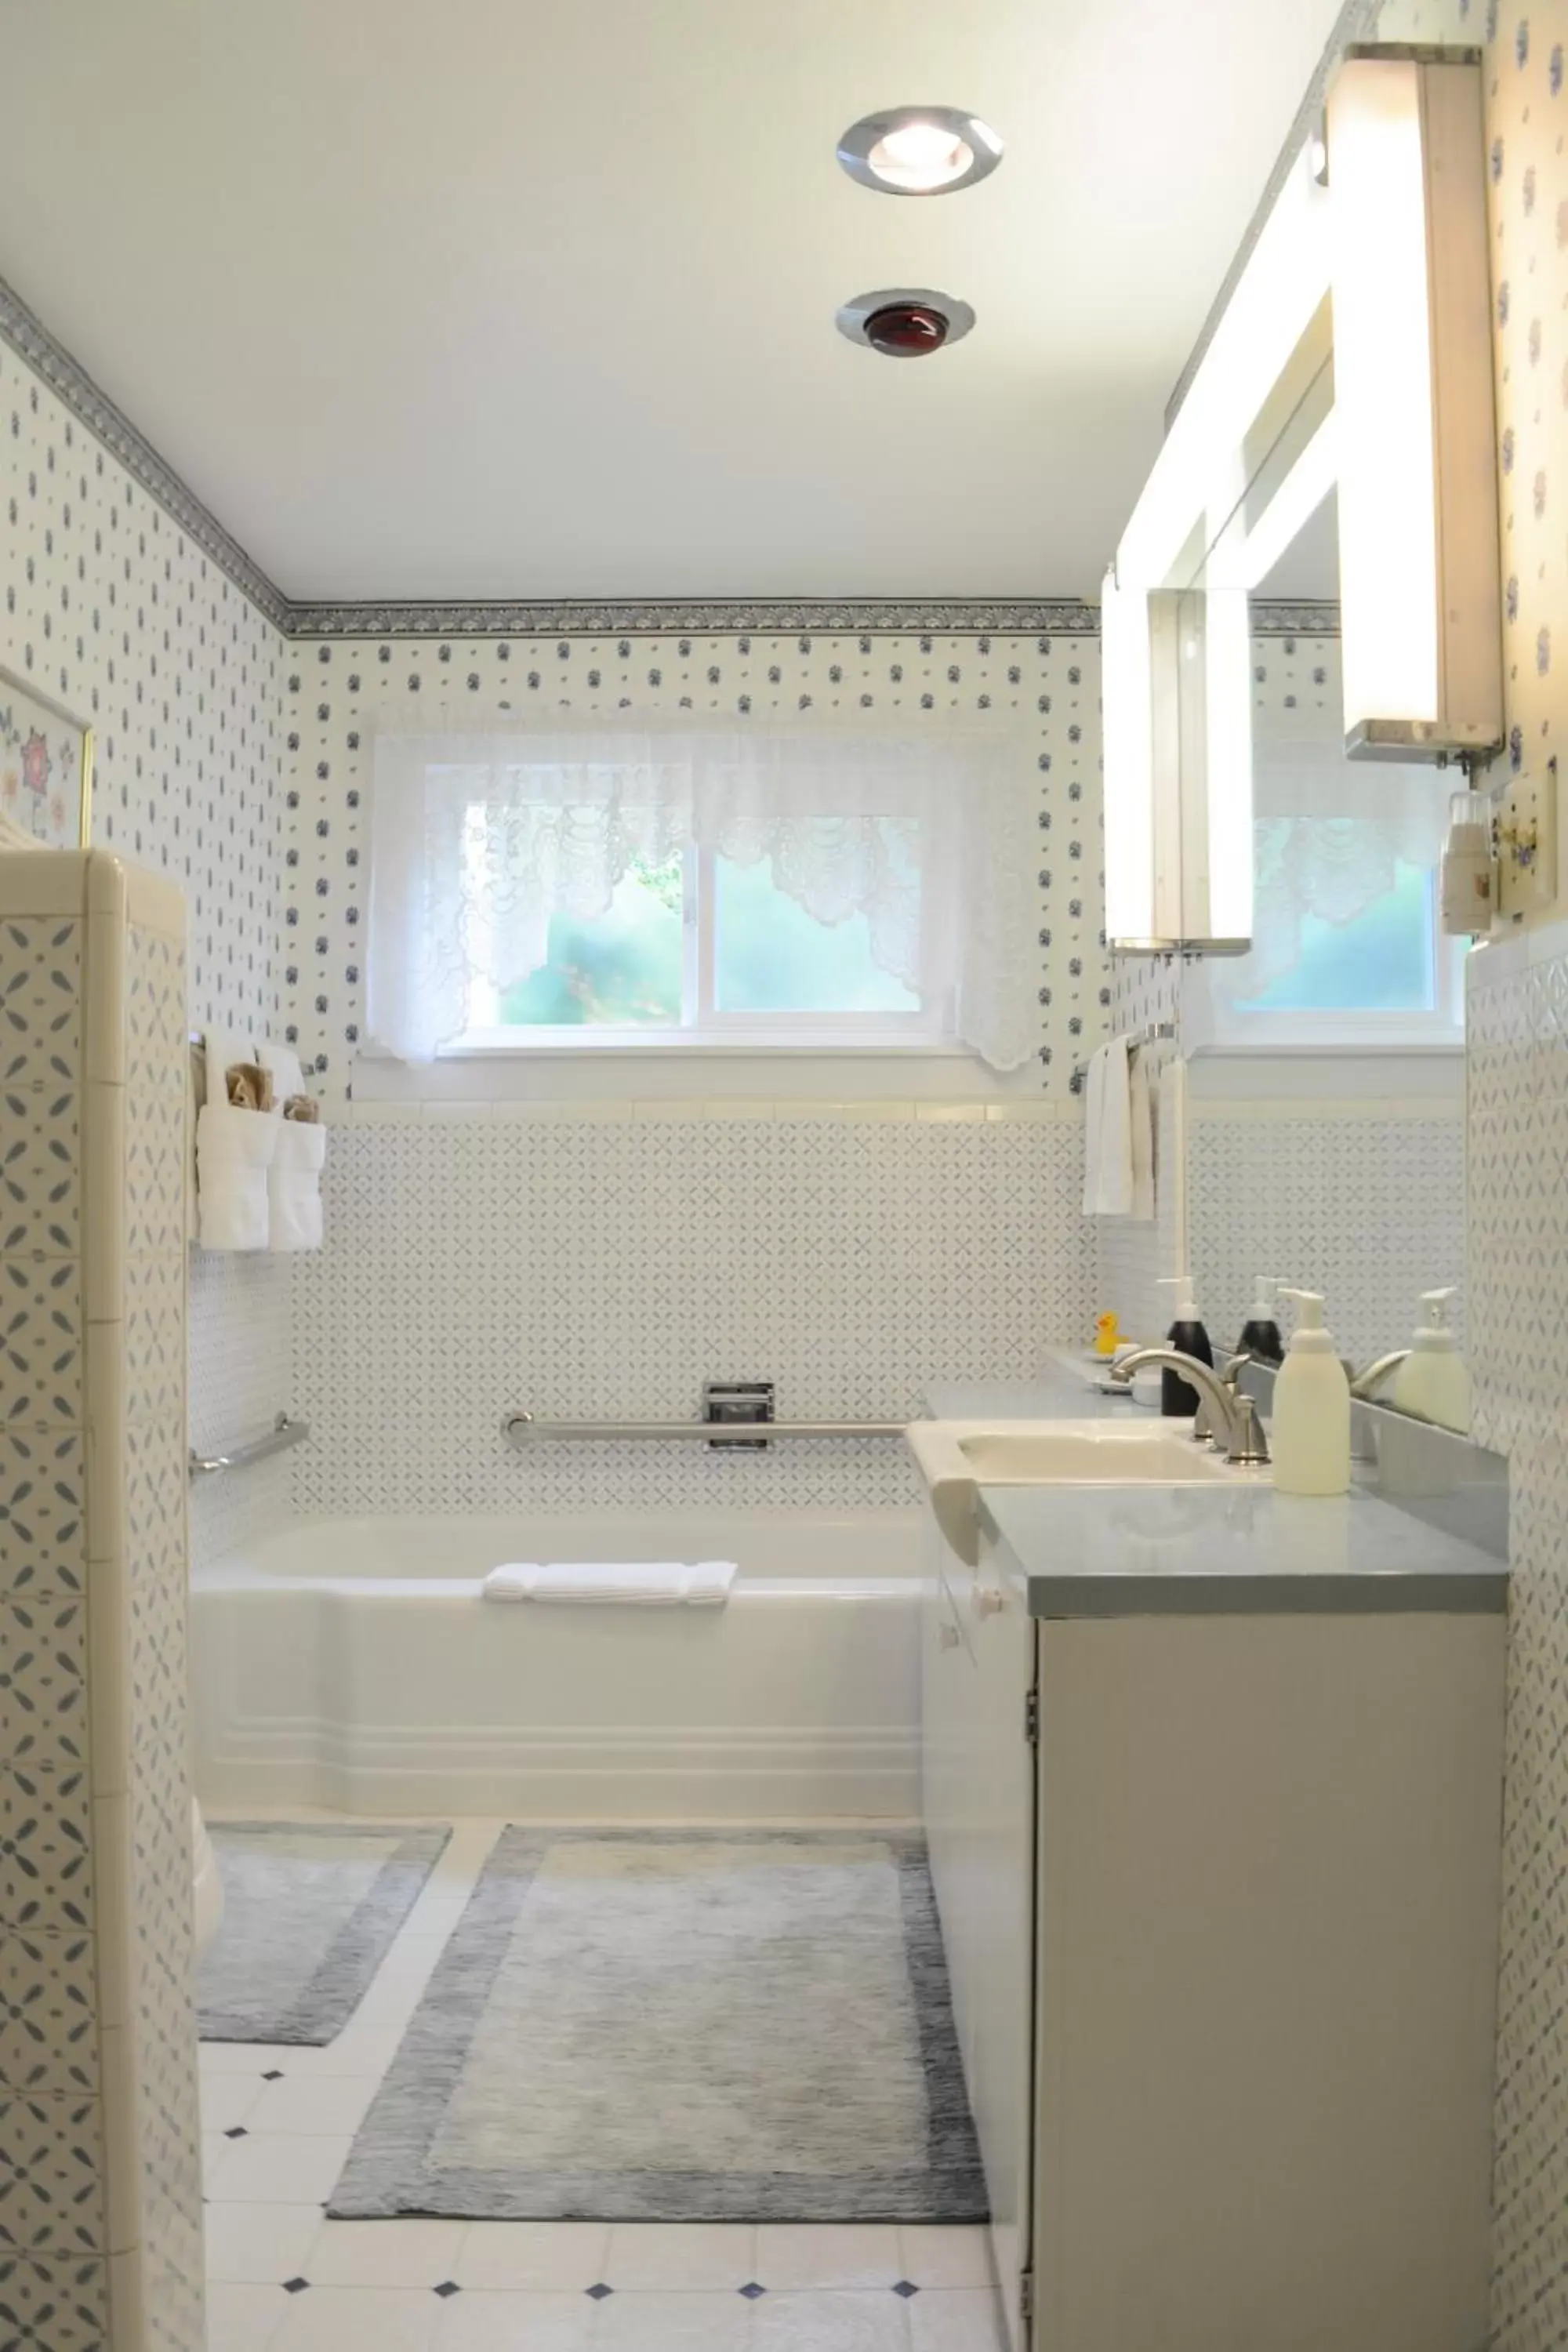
xmin=200 ymin=1819 xmax=1008 ymax=2352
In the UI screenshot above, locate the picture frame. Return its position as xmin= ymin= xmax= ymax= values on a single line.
xmin=0 ymin=662 xmax=94 ymax=851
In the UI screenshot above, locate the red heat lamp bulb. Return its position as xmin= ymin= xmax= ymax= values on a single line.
xmin=864 ymin=302 xmax=950 ymax=356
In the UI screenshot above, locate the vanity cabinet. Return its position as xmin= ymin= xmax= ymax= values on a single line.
xmin=921 ymin=1505 xmax=1507 ymax=2352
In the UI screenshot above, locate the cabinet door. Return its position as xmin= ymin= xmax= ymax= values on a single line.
xmin=920 ymin=1502 xmax=1036 ymax=2352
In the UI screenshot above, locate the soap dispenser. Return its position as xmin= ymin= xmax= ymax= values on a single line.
xmin=1391 ymin=1287 xmax=1472 ymax=1434
xmin=1156 ymin=1274 xmax=1214 ymax=1418
xmin=1238 ymin=1276 xmax=1284 ymax=1367
xmin=1272 ymin=1288 xmax=1352 ymax=1496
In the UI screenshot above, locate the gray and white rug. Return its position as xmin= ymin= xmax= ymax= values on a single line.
xmin=328 ymin=1826 xmax=986 ymax=2223
xmin=198 ymin=1822 xmax=452 ymax=2045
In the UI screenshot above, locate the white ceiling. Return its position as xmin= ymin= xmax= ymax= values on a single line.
xmin=0 ymin=0 xmax=1348 ymax=603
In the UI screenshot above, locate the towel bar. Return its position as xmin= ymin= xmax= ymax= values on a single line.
xmin=504 ymin=1413 xmax=906 ymax=1446
xmin=189 ymin=1412 xmax=310 ymax=1480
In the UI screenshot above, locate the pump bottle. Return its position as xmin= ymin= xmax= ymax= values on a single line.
xmin=1272 ymin=1287 xmax=1351 ymax=1496
xmin=1156 ymin=1275 xmax=1214 ymax=1418
xmin=1391 ymin=1287 xmax=1472 ymax=1434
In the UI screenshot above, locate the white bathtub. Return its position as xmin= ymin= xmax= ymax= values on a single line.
xmin=191 ymin=1510 xmax=921 ymax=1820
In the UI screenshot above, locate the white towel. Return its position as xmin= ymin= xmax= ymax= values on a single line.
xmin=1081 ymin=1037 xmax=1134 ymax=1217
xmin=482 ymin=1562 xmax=737 ymax=1606
xmin=260 ymin=1040 xmax=307 ymax=1102
xmin=268 ymin=1116 xmax=326 ymax=1252
xmin=1129 ymin=1046 xmax=1155 ymax=1222
xmin=196 ymin=1097 xmax=278 ymax=1251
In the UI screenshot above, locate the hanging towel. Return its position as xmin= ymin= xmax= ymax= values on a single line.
xmin=268 ymin=1116 xmax=327 ymax=1251
xmin=196 ymin=1095 xmax=278 ymax=1250
xmin=1080 ymin=1036 xmax=1134 ymax=1217
xmin=259 ymin=1040 xmax=306 ymax=1102
xmin=1128 ymin=1045 xmax=1155 ymax=1223
xmin=481 ymin=1562 xmax=738 ymax=1606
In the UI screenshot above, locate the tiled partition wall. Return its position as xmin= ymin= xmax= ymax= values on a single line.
xmin=1467 ymin=927 xmax=1568 ymax=2350
xmin=292 ymin=1107 xmax=1091 ymax=1513
xmin=0 ymin=851 xmax=202 ymax=2352
xmin=0 ymin=325 xmax=289 ymax=1568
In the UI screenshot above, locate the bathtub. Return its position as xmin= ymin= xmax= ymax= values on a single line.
xmin=191 ymin=1510 xmax=920 ymax=1820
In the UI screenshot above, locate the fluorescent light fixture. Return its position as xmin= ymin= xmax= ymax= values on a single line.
xmin=1100 ymin=572 xmax=1254 ymax=955
xmin=1327 ymin=49 xmax=1501 ymax=758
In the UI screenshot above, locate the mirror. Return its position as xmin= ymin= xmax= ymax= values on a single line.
xmin=1098 ymin=44 xmax=1493 ymax=1435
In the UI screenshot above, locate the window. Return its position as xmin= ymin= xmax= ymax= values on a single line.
xmin=1197 ymin=705 xmax=1462 ymax=1051
xmin=365 ymin=720 xmax=1039 ymax=1070
xmin=459 ymin=833 xmax=935 ymax=1048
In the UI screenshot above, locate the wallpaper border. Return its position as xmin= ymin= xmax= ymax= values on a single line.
xmin=0 ymin=265 xmax=1340 ymax=644
xmin=0 ymin=266 xmax=291 ymax=630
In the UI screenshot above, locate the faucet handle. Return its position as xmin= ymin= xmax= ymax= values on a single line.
xmin=1227 ymin=1392 xmax=1271 ymax=1468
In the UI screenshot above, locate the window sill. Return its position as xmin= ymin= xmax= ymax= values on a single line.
xmin=435 ymin=1035 xmax=970 ymax=1060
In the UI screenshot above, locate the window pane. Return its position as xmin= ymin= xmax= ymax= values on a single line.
xmin=713 ymin=843 xmax=920 ymax=1014
xmin=496 ymin=854 xmax=683 ymax=1026
xmin=1236 ymin=855 xmax=1436 ymax=1014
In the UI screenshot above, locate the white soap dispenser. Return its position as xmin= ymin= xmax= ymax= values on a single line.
xmin=1272 ymin=1287 xmax=1352 ymax=1496
xmin=1391 ymin=1287 xmax=1472 ymax=1434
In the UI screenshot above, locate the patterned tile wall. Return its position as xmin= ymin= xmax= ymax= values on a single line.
xmin=122 ymin=919 xmax=202 ymax=2352
xmin=0 ymin=336 xmax=292 ymax=1570
xmin=0 ymin=906 xmax=111 ymax=2350
xmin=292 ymin=1113 xmax=1092 ymax=1513
xmin=278 ymin=631 xmax=1107 ymax=1112
xmin=1370 ymin=7 xmax=1568 ymax=2342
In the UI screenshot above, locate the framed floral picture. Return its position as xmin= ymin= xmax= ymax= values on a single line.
xmin=0 ymin=665 xmax=93 ymax=851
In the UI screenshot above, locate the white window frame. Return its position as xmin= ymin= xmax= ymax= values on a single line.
xmin=1186 ymin=862 xmax=1465 ymax=1058
xmin=442 ymin=844 xmax=953 ymax=1058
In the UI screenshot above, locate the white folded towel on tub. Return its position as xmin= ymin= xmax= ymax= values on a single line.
xmin=482 ymin=1562 xmax=737 ymax=1606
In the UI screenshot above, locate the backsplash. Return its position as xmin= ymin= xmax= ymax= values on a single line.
xmin=292 ymin=1112 xmax=1092 ymax=1514
xmin=278 ymin=630 xmax=1106 ymax=1110
xmin=0 ymin=333 xmax=290 ymax=1566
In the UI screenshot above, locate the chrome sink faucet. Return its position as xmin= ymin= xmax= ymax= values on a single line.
xmin=1106 ymin=1348 xmax=1272 ymax=1468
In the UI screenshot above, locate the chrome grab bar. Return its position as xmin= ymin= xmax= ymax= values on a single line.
xmin=189 ymin=1412 xmax=310 ymax=1480
xmin=504 ymin=1412 xmax=906 ymax=1446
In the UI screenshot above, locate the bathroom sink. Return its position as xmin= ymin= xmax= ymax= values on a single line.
xmin=906 ymin=1416 xmax=1250 ymax=1567
xmin=954 ymin=1424 xmax=1236 ymax=1485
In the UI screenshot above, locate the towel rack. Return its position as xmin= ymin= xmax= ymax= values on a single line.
xmin=189 ymin=1412 xmax=310 ymax=1480
xmin=504 ymin=1413 xmax=906 ymax=1446
xmin=1070 ymin=1021 xmax=1177 ymax=1095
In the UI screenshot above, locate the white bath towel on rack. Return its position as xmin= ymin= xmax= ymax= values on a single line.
xmin=268 ymin=1116 xmax=326 ymax=1251
xmin=481 ymin=1562 xmax=737 ymax=1606
xmin=196 ymin=1095 xmax=278 ymax=1252
xmin=1081 ymin=1036 xmax=1134 ymax=1217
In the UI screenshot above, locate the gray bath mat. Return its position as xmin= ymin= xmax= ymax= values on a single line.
xmin=328 ymin=1826 xmax=985 ymax=2223
xmin=198 ymin=1822 xmax=451 ymax=2045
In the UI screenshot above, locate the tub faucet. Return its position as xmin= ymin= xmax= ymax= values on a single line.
xmin=1106 ymin=1348 xmax=1272 ymax=1468
xmin=1350 ymin=1350 xmax=1410 ymax=1399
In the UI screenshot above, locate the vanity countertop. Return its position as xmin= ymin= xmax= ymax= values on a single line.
xmin=923 ymin=1367 xmax=1510 ymax=1619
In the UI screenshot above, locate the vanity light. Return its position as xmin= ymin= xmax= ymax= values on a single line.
xmin=837 ymin=107 xmax=1004 ymax=196
xmin=1101 ymin=571 xmax=1254 ymax=956
xmin=1327 ymin=48 xmax=1502 ymax=759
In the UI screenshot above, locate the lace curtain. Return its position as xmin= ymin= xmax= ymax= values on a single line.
xmin=365 ymin=713 xmax=1039 ymax=1069
xmin=1214 ymin=697 xmax=1446 ymax=1000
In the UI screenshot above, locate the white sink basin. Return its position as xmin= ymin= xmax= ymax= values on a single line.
xmin=954 ymin=1423 xmax=1236 ymax=1486
xmin=907 ymin=1416 xmax=1257 ymax=1567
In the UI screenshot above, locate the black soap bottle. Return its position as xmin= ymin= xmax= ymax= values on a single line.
xmin=1238 ymin=1276 xmax=1284 ymax=1368
xmin=1156 ymin=1276 xmax=1214 ymax=1417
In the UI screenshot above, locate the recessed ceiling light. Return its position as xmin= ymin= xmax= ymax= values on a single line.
xmin=835 ymin=289 xmax=977 ymax=358
xmin=837 ymin=106 xmax=1003 ymax=196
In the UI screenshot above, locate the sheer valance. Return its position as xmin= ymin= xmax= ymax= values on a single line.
xmin=365 ymin=712 xmax=1039 ymax=1069
xmin=1216 ymin=698 xmax=1446 ymax=1000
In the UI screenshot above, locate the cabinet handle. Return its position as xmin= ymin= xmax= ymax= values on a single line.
xmin=973 ymin=1586 xmax=1004 ymax=1619
xmin=938 ymin=1621 xmax=961 ymax=1650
